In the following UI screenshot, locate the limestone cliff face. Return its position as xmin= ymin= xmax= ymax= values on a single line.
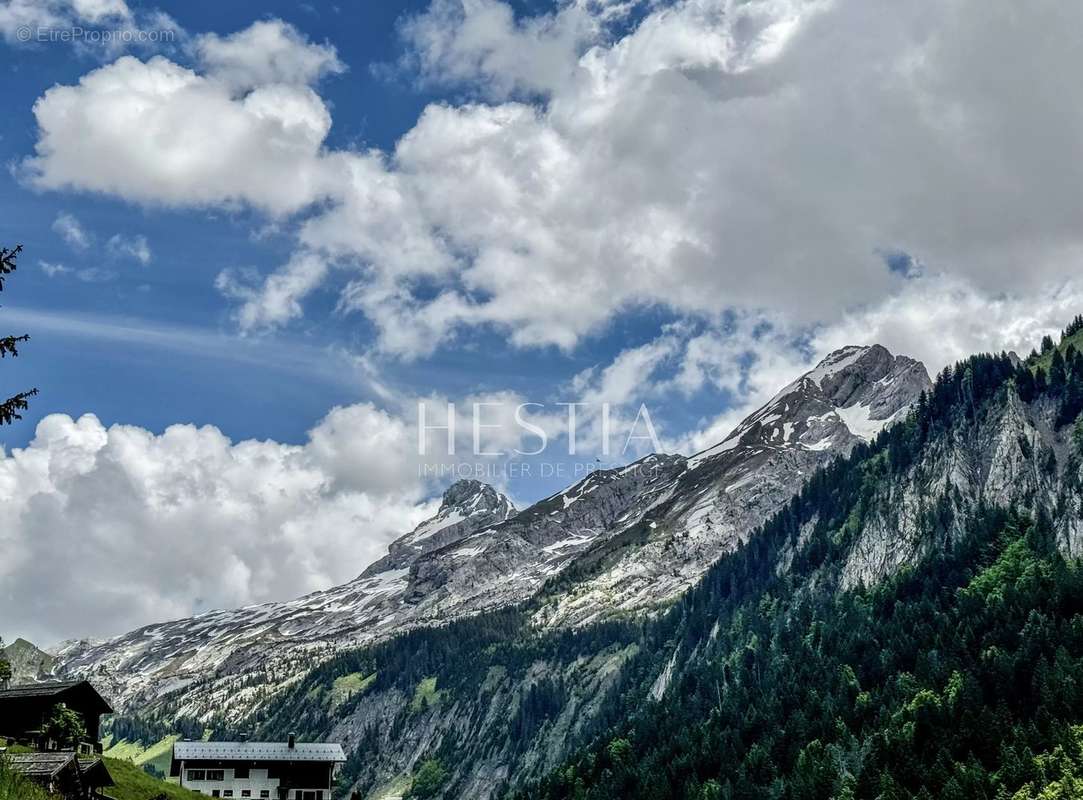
xmin=2 ymin=638 xmax=57 ymax=684
xmin=324 ymin=643 xmax=642 ymax=800
xmin=840 ymin=391 xmax=1083 ymax=590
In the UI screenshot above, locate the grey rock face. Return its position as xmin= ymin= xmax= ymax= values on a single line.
xmin=364 ymin=480 xmax=516 ymax=575
xmin=330 ymin=644 xmax=641 ymax=800
xmin=838 ymin=391 xmax=1083 ymax=590
xmin=400 ymin=454 xmax=686 ymax=614
xmin=533 ymin=345 xmax=931 ymax=628
xmin=2 ymin=638 xmax=58 ymax=684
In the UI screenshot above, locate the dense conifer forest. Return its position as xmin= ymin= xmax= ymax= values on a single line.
xmin=513 ymin=325 xmax=1083 ymax=800
xmin=228 ymin=320 xmax=1083 ymax=799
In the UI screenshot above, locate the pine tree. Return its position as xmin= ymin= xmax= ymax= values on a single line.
xmin=1035 ymin=367 xmax=1049 ymax=395
xmin=1 ymin=245 xmax=37 ymax=426
xmin=1049 ymin=349 xmax=1067 ymax=394
xmin=1064 ymin=315 xmax=1083 ymax=339
xmin=1059 ymin=368 xmax=1083 ymax=428
xmin=0 ymin=636 xmax=12 ymax=686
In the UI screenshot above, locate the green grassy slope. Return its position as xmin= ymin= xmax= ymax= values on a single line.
xmin=2 ymin=737 xmax=199 ymax=800
xmin=101 ymin=756 xmax=205 ymax=800
xmin=331 ymin=671 xmax=377 ymax=711
xmin=103 ymin=734 xmax=180 ymax=777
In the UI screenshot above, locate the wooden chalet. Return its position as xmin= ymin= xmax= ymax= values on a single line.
xmin=0 ymin=680 xmax=112 ymax=751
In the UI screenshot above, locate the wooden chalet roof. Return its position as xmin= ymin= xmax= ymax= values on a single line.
xmin=78 ymin=756 xmax=115 ymax=787
xmin=5 ymin=751 xmax=78 ymax=778
xmin=0 ymin=680 xmax=112 ymax=713
xmin=4 ymin=751 xmax=114 ymax=787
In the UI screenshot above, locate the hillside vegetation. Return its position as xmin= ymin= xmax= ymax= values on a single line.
xmin=245 ymin=320 xmax=1083 ymax=800
xmin=516 ymin=326 xmax=1083 ymax=798
xmin=103 ymin=734 xmax=180 ymax=778
xmin=101 ymin=755 xmax=205 ymax=800
xmin=521 ymin=511 xmax=1083 ymax=799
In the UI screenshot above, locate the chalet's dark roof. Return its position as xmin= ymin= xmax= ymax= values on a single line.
xmin=5 ymin=751 xmax=114 ymax=786
xmin=5 ymin=751 xmax=77 ymax=778
xmin=0 ymin=680 xmax=83 ymax=699
xmin=173 ymin=740 xmax=346 ymax=763
xmin=78 ymin=756 xmax=115 ymax=787
xmin=0 ymin=680 xmax=112 ymax=713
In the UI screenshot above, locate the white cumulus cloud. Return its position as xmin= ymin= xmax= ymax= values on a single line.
xmin=195 ymin=18 xmax=345 ymax=91
xmin=25 ymin=45 xmax=343 ymax=215
xmin=24 ymin=0 xmax=1083 ymax=361
xmin=0 ymin=403 xmax=437 ymax=644
xmin=0 ymin=0 xmax=129 ymax=42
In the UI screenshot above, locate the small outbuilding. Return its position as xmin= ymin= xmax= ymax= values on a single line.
xmin=4 ymin=750 xmax=114 ymax=799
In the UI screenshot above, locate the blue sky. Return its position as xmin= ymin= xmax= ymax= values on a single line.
xmin=0 ymin=0 xmax=739 ymax=488
xmin=3 ymin=0 xmax=1083 ymax=643
xmin=0 ymin=1 xmax=434 ymax=446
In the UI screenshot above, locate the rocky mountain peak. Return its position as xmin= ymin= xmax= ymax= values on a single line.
xmin=691 ymin=344 xmax=930 ymax=465
xmin=809 ymin=344 xmax=930 ymax=418
xmin=535 ymin=344 xmax=932 ymax=628
xmin=360 ymin=481 xmax=515 ymax=578
xmin=440 ymin=479 xmax=514 ymax=517
xmin=2 ymin=637 xmax=57 ymax=684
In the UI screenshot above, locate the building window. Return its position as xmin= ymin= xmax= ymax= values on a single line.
xmin=188 ymin=770 xmax=207 ymax=781
xmin=235 ymin=766 xmax=250 ymax=779
xmin=297 ymin=792 xmax=323 ymax=800
xmin=210 ymin=793 xmax=219 ymax=799
xmin=260 ymin=792 xmax=269 ymax=799
xmin=223 ymin=792 xmax=233 ymax=798
xmin=242 ymin=792 xmax=251 ymax=798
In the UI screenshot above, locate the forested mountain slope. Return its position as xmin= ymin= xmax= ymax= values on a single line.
xmin=517 ymin=326 xmax=1083 ymax=800
xmin=249 ymin=323 xmax=1083 ymax=800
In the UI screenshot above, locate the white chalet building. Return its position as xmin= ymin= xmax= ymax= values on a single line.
xmin=169 ymin=737 xmax=346 ymax=800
